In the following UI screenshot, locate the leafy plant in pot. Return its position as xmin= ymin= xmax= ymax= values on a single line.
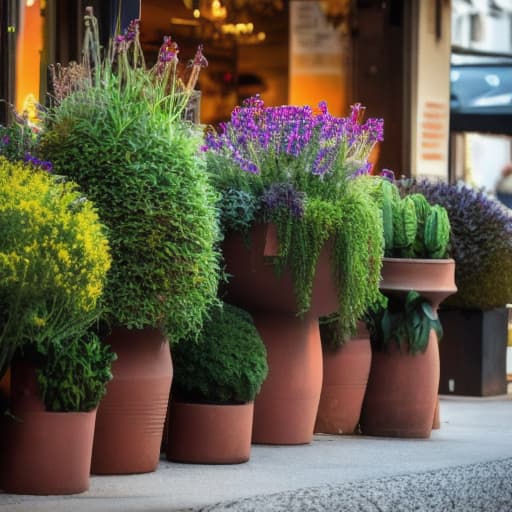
xmin=360 ymin=175 xmax=457 ymax=438
xmin=38 ymin=12 xmax=220 ymax=473
xmin=0 ymin=156 xmax=113 ymax=494
xmin=399 ymin=179 xmax=512 ymax=396
xmin=204 ymin=98 xmax=385 ymax=444
xmin=167 ymin=303 xmax=268 ymax=464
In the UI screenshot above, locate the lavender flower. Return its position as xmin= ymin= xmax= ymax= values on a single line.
xmin=1 ymin=135 xmax=10 ymax=145
xmin=262 ymin=183 xmax=305 ymax=219
xmin=204 ymin=96 xmax=384 ymax=201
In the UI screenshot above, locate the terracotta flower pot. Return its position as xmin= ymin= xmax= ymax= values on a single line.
xmin=0 ymin=361 xmax=96 ymax=495
xmin=166 ymin=401 xmax=254 ymax=464
xmin=1 ymin=409 xmax=97 ymax=495
xmin=222 ymin=224 xmax=338 ymax=445
xmin=91 ymin=327 xmax=172 ymax=474
xmin=360 ymin=257 xmax=457 ymax=439
xmin=315 ymin=322 xmax=371 ymax=435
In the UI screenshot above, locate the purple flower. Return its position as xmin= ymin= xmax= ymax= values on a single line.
xmin=158 ymin=36 xmax=179 ymax=64
xmin=1 ymin=135 xmax=9 ymax=145
xmin=262 ymin=183 xmax=305 ymax=219
xmin=23 ymin=152 xmax=53 ymax=173
xmin=203 ymin=96 xmax=384 ymax=183
xmin=380 ymin=169 xmax=395 ymax=181
xmin=189 ymin=44 xmax=208 ymax=68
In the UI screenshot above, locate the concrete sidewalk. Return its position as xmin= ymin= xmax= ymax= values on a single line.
xmin=1 ymin=395 xmax=512 ymax=512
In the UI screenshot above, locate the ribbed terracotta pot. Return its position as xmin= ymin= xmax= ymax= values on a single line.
xmin=91 ymin=327 xmax=172 ymax=474
xmin=360 ymin=257 xmax=457 ymax=439
xmin=0 ymin=360 xmax=96 ymax=495
xmin=166 ymin=401 xmax=254 ymax=464
xmin=315 ymin=323 xmax=371 ymax=435
xmin=222 ymin=224 xmax=338 ymax=445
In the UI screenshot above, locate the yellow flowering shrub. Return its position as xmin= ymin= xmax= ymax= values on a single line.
xmin=0 ymin=156 xmax=111 ymax=376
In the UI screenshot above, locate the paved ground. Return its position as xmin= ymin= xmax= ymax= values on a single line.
xmin=1 ymin=395 xmax=512 ymax=512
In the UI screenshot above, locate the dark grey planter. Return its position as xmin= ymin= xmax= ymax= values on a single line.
xmin=438 ymin=308 xmax=508 ymax=396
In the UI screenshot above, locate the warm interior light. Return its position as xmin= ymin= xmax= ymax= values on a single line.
xmin=211 ymin=0 xmax=227 ymax=20
xmin=26 ymin=0 xmax=35 ymax=6
xmin=193 ymin=8 xmax=200 ymax=18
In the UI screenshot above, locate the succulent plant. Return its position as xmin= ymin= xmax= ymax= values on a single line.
xmin=366 ymin=177 xmax=451 ymax=259
xmin=399 ymin=179 xmax=512 ymax=310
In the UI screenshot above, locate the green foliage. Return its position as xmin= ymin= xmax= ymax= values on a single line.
xmin=0 ymin=120 xmax=38 ymax=162
xmin=0 ymin=157 xmax=111 ymax=378
xmin=39 ymin=16 xmax=220 ymax=341
xmin=424 ymin=205 xmax=451 ymax=259
xmin=171 ymin=304 xmax=268 ymax=403
xmin=365 ymin=291 xmax=443 ymax=355
xmin=36 ymin=333 xmax=116 ymax=412
xmin=393 ymin=196 xmax=417 ymax=251
xmin=219 ymin=188 xmax=259 ymax=235
xmin=264 ymin=180 xmax=385 ymax=342
xmin=366 ymin=177 xmax=451 ymax=259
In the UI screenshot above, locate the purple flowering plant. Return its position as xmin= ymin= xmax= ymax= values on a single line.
xmin=204 ymin=97 xmax=385 ymax=342
xmin=204 ymin=96 xmax=383 ymax=204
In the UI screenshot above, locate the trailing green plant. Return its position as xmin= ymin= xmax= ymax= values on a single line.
xmin=398 ymin=178 xmax=512 ymax=310
xmin=204 ymin=98 xmax=385 ymax=341
xmin=0 ymin=156 xmax=111 ymax=379
xmin=171 ymin=303 xmax=268 ymax=403
xmin=35 ymin=333 xmax=116 ymax=412
xmin=364 ymin=291 xmax=443 ymax=355
xmin=365 ymin=176 xmax=451 ymax=259
xmin=39 ymin=13 xmax=220 ymax=341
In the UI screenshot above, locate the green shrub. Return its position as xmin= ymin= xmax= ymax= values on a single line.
xmin=0 ymin=156 xmax=111 ymax=377
xmin=36 ymin=333 xmax=116 ymax=412
xmin=171 ymin=304 xmax=268 ymax=403
xmin=39 ymin=15 xmax=220 ymax=341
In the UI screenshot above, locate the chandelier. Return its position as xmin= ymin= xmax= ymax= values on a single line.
xmin=181 ymin=0 xmax=284 ymax=43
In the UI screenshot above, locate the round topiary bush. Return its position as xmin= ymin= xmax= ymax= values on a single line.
xmin=398 ymin=179 xmax=512 ymax=310
xmin=0 ymin=156 xmax=111 ymax=376
xmin=171 ymin=304 xmax=268 ymax=403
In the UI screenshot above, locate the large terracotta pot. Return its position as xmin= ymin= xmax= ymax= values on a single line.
xmin=360 ymin=258 xmax=457 ymax=439
xmin=222 ymin=224 xmax=338 ymax=444
xmin=166 ymin=401 xmax=254 ymax=464
xmin=315 ymin=323 xmax=371 ymax=435
xmin=91 ymin=327 xmax=172 ymax=474
xmin=0 ymin=361 xmax=96 ymax=495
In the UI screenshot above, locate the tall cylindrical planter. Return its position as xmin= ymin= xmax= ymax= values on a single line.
xmin=222 ymin=224 xmax=338 ymax=445
xmin=360 ymin=258 xmax=457 ymax=439
xmin=315 ymin=323 xmax=371 ymax=435
xmin=0 ymin=360 xmax=96 ymax=495
xmin=91 ymin=327 xmax=172 ymax=474
xmin=166 ymin=401 xmax=254 ymax=464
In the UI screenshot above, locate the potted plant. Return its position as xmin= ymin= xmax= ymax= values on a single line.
xmin=38 ymin=12 xmax=220 ymax=473
xmin=203 ymin=99 xmax=384 ymax=444
xmin=399 ymin=179 xmax=512 ymax=396
xmin=0 ymin=156 xmax=112 ymax=494
xmin=360 ymin=176 xmax=457 ymax=438
xmin=166 ymin=303 xmax=268 ymax=464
